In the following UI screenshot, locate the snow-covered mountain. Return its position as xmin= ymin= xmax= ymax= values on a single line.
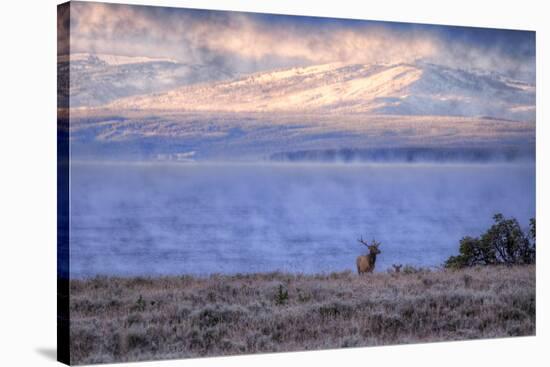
xmin=58 ymin=53 xmax=236 ymax=107
xmin=65 ymin=57 xmax=535 ymax=161
xmin=106 ymin=61 xmax=535 ymax=122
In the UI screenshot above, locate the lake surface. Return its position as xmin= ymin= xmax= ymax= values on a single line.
xmin=69 ymin=162 xmax=535 ymax=278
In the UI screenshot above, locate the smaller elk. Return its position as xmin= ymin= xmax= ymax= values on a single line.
xmin=356 ymin=237 xmax=381 ymax=274
xmin=392 ymin=264 xmax=403 ymax=273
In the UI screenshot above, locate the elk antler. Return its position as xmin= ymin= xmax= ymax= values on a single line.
xmin=358 ymin=236 xmax=370 ymax=246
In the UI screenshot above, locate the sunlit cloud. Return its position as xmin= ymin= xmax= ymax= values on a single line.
xmin=66 ymin=2 xmax=535 ymax=81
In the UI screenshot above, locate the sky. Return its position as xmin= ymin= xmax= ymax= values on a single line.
xmin=60 ymin=1 xmax=536 ymax=82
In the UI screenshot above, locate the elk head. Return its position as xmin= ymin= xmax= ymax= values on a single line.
xmin=392 ymin=264 xmax=403 ymax=273
xmin=358 ymin=236 xmax=381 ymax=255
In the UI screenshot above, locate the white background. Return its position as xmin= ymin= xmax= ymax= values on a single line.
xmin=0 ymin=0 xmax=547 ymax=366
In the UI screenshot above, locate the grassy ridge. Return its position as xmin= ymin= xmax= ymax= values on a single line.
xmin=70 ymin=266 xmax=535 ymax=365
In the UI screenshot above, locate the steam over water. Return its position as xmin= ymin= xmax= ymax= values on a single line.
xmin=70 ymin=162 xmax=535 ymax=278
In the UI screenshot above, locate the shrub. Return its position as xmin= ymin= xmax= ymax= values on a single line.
xmin=401 ymin=265 xmax=429 ymax=274
xmin=191 ymin=305 xmax=245 ymax=328
xmin=445 ymin=214 xmax=535 ymax=269
xmin=132 ymin=295 xmax=146 ymax=312
xmin=318 ymin=302 xmax=354 ymax=319
xmin=274 ymin=284 xmax=289 ymax=305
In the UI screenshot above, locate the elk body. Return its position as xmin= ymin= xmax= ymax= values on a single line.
xmin=356 ymin=237 xmax=381 ymax=274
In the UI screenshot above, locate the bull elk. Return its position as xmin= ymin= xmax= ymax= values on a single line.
xmin=356 ymin=237 xmax=381 ymax=274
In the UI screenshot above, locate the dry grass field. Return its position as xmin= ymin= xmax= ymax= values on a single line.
xmin=69 ymin=265 xmax=535 ymax=365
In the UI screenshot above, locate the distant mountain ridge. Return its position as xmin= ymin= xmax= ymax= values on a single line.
xmin=58 ymin=53 xmax=237 ymax=107
xmin=105 ymin=60 xmax=535 ymax=122
xmin=58 ymin=53 xmax=179 ymax=65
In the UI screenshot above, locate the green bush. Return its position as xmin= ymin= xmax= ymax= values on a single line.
xmin=274 ymin=284 xmax=289 ymax=305
xmin=445 ymin=214 xmax=535 ymax=269
xmin=132 ymin=294 xmax=146 ymax=312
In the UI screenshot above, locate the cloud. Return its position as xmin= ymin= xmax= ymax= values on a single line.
xmin=433 ymin=35 xmax=535 ymax=82
xmin=191 ymin=15 xmax=439 ymax=65
xmin=67 ymin=2 xmax=535 ymax=81
xmin=69 ymin=3 xmax=436 ymax=65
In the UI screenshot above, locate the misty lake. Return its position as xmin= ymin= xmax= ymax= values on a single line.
xmin=70 ymin=162 xmax=535 ymax=278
